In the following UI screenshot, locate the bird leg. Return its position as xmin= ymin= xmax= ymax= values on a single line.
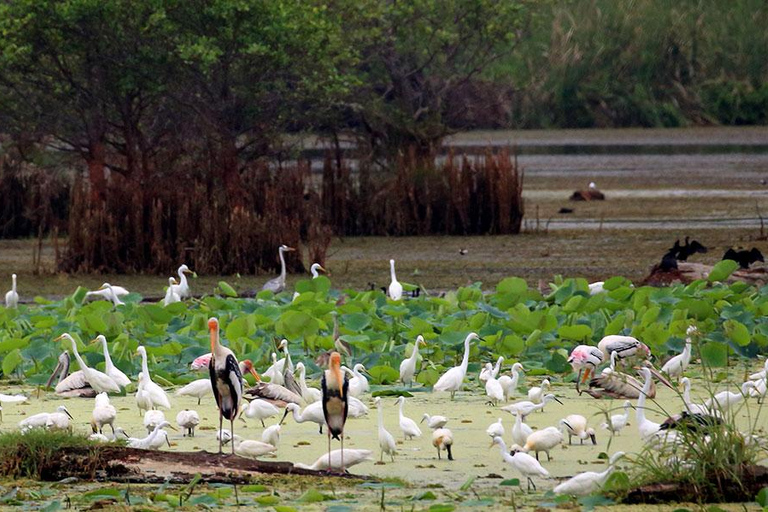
xmin=230 ymin=416 xmax=235 ymax=455
xmin=446 ymin=445 xmax=453 ymax=461
xmin=576 ymin=369 xmax=583 ymax=394
xmin=340 ymin=434 xmax=345 ymax=474
xmin=218 ymin=411 xmax=223 ymax=454
xmin=437 ymin=447 xmax=441 ymax=460
xmin=261 ymin=420 xmax=266 ymax=428
xmin=197 ymin=398 xmax=201 ymax=406
xmin=528 ymin=477 xmax=536 ymax=491
xmin=326 ymin=430 xmax=332 ymax=475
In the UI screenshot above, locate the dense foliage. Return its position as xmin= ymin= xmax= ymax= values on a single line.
xmin=1 ymin=265 xmax=766 ymax=386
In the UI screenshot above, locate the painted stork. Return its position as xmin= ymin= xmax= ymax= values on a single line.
xmin=208 ymin=317 xmax=243 ymax=454
xmin=567 ymin=344 xmax=604 ymax=393
xmin=321 ymin=352 xmax=349 ymax=472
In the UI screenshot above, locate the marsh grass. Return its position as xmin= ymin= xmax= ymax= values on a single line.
xmin=0 ymin=430 xmax=100 ymax=480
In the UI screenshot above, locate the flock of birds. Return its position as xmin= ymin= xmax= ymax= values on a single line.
xmin=1 ymin=246 xmax=768 ymax=497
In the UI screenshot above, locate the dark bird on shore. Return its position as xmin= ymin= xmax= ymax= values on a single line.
xmin=459 ymin=248 xmax=468 ymax=255
xmin=558 ymin=207 xmax=574 ymax=214
xmin=322 ymin=352 xmax=349 ymax=472
xmin=675 ymin=237 xmax=708 ymax=261
xmin=659 ymin=411 xmax=723 ymax=432
xmin=659 ymin=249 xmax=679 ymax=271
xmin=208 ymin=317 xmax=243 ymax=454
xmin=723 ymin=247 xmax=764 ymax=269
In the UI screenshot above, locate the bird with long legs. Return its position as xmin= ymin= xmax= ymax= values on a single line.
xmin=491 ymin=436 xmax=549 ymax=491
xmin=171 ymin=264 xmax=194 ymax=298
xmin=47 ymin=352 xmax=96 ymax=398
xmin=321 ymin=352 xmax=349 ymax=473
xmin=434 ymin=332 xmax=479 ymax=399
xmin=568 ymin=345 xmax=604 ymax=393
xmin=388 ymin=259 xmax=403 ymax=300
xmin=554 ymin=451 xmax=625 ymax=496
xmin=4 ymin=273 xmax=18 ymax=308
xmin=136 ymin=346 xmax=171 ymax=409
xmin=661 ymin=326 xmax=695 ymax=381
xmin=375 ymin=397 xmax=397 ymax=462
xmin=55 ymin=334 xmax=121 ymax=393
xmin=262 ymin=245 xmax=295 ymax=293
xmin=498 ymin=362 xmax=525 ymax=401
xmin=208 ymin=317 xmax=243 ymax=455
xmin=400 ymin=335 xmax=426 ymax=387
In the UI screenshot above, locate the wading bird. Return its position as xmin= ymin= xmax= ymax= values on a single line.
xmin=322 ymin=352 xmax=349 ymax=472
xmin=19 ymin=406 xmax=72 ymax=433
xmin=486 ymin=418 xmax=504 ymax=439
xmin=679 ymin=377 xmax=709 ymax=415
xmin=4 ymin=273 xmax=18 ymax=308
xmin=163 ymin=277 xmax=180 ymax=306
xmin=55 ymin=334 xmax=121 ymax=393
xmin=636 ymin=367 xmax=662 ymax=441
xmin=480 ymin=356 xmax=504 ymax=384
xmin=502 ymin=394 xmax=563 ymax=419
xmin=294 ymin=449 xmax=372 ymax=472
xmin=171 ymin=264 xmax=194 ymax=298
xmin=46 ymin=352 xmax=96 ymax=398
xmin=244 ymin=398 xmax=281 ymax=427
xmin=560 ymin=415 xmax=597 ymax=445
xmin=434 ymin=332 xmax=479 ymax=399
xmin=243 ymin=361 xmax=302 ymax=407
xmin=262 ymin=245 xmax=295 ymax=293
xmin=554 ymin=451 xmax=625 ymax=496
xmin=92 ymin=392 xmax=117 ymax=434
xmin=513 ymin=426 xmax=563 ymax=462
xmin=527 ymin=378 xmax=550 ymax=406
xmin=396 ymin=396 xmax=422 ymax=440
xmin=375 ymin=397 xmax=397 ymax=462
xmin=601 ymin=400 xmax=633 ymax=434
xmin=432 ymin=428 xmax=454 ymax=460
xmin=136 ymin=346 xmax=171 ymax=409
xmin=568 ymin=345 xmax=604 ymax=392
xmin=176 ymin=409 xmax=200 ymax=437
xmin=597 ymin=335 xmax=651 ymax=366
xmin=661 ymin=326 xmax=695 ymax=381
xmin=499 ymin=363 xmax=525 ymax=401
xmin=400 ymin=335 xmax=426 ymax=387
xmin=262 ymin=424 xmax=281 ymax=447
xmin=485 ymin=371 xmax=504 ymax=405
xmin=127 ymin=421 xmax=175 ymax=450
xmin=511 ymin=411 xmax=533 ymax=447
xmin=175 ymin=378 xmax=213 ymax=405
xmin=281 ymin=402 xmax=326 ymax=433
xmin=93 ymin=335 xmax=131 ymax=389
xmin=388 ymin=259 xmax=403 ymax=300
xmin=46 ymin=408 xmax=73 ymax=432
xmin=143 ymin=410 xmax=166 ymax=433
xmin=295 ymin=363 xmax=321 ymax=404
xmin=705 ymin=381 xmax=757 ymax=413
xmin=222 ymin=433 xmax=277 ymax=459
xmin=344 ymin=364 xmax=369 ymax=397
xmin=421 ymin=413 xmax=448 ymax=430
xmin=492 ymin=436 xmax=549 ymax=491
xmin=585 ymin=353 xmax=653 ymax=399
xmin=86 ymin=283 xmax=129 ymax=307
xmin=208 ymin=317 xmax=243 ymax=454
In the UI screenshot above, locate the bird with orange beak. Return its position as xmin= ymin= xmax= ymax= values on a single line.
xmin=208 ymin=317 xmax=243 ymax=454
xmin=568 ymin=345 xmax=604 ymax=393
xmin=322 ymin=352 xmax=349 ymax=472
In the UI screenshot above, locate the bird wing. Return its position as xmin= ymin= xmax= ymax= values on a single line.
xmin=0 ymin=394 xmax=27 ymax=404
xmin=262 ymin=277 xmax=283 ymax=293
xmin=282 ymin=370 xmax=302 ymax=397
xmin=55 ymin=370 xmax=89 ymax=393
xmin=245 ymin=382 xmax=301 ymax=404
xmin=588 ymin=371 xmax=651 ymax=399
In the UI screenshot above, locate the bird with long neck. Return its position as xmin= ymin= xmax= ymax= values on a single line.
xmin=321 ymin=352 xmax=349 ymax=472
xmin=5 ymin=273 xmax=18 ymax=309
xmin=388 ymin=259 xmax=403 ymax=300
xmin=636 ymin=367 xmax=660 ymax=440
xmin=400 ymin=335 xmax=426 ymax=387
xmin=55 ymin=334 xmax=120 ymax=393
xmin=208 ymin=317 xmax=243 ymax=455
xmin=174 ymin=264 xmax=193 ymax=298
xmin=434 ymin=333 xmax=478 ymax=399
xmin=93 ymin=335 xmax=131 ymax=388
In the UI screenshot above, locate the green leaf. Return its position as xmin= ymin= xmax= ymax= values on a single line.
xmin=274 ymin=506 xmax=299 ymax=512
xmin=558 ymin=324 xmax=592 ymax=341
xmin=756 ymin=486 xmax=768 ymax=507
xmin=40 ymin=501 xmax=62 ymax=512
xmin=218 ymin=281 xmax=238 ymax=297
xmin=368 ymin=365 xmax=400 ymax=384
xmin=225 ymin=316 xmax=251 ymax=340
xmin=700 ymin=342 xmax=728 ymax=367
xmin=298 ymin=488 xmax=329 ymax=502
xmin=459 ymin=476 xmax=476 ymax=491
xmin=413 ymin=491 xmax=437 ymax=500
xmin=255 ymin=494 xmax=280 ymax=505
xmin=602 ymin=471 xmax=630 ymax=492
xmin=84 ymin=488 xmax=121 ymax=500
xmin=708 ymin=260 xmax=739 ymax=282
xmin=241 ymin=485 xmax=268 ymax=493
xmin=724 ymin=319 xmax=751 ymax=346
xmin=499 ymin=478 xmax=520 ymax=486
xmin=497 ymin=277 xmax=527 ymax=295
xmin=2 ymin=348 xmax=23 ymax=376
xmin=343 ymin=312 xmax=372 ymax=331
xmin=428 ymin=505 xmax=455 ymax=512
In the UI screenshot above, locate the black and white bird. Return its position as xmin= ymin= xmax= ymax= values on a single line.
xmin=321 ymin=352 xmax=349 ymax=472
xmin=208 ymin=317 xmax=243 ymax=455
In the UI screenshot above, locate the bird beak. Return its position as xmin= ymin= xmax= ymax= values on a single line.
xmin=419 ymin=339 xmax=427 ymax=347
xmin=53 ymin=335 xmax=65 ymax=342
xmin=647 ymin=366 xmax=675 ymax=390
xmin=420 ymin=417 xmax=425 ymax=424
xmin=561 ymin=420 xmax=573 ymax=431
xmin=554 ymin=397 xmax=564 ymax=405
xmin=580 ymin=367 xmax=593 ymax=384
xmin=65 ymin=410 xmax=74 ymax=420
xmin=279 ymin=408 xmax=290 ymax=426
xmin=167 ymin=425 xmax=178 ymax=432
xmin=590 ymin=433 xmax=597 ymax=445
xmin=285 ymin=246 xmax=296 ymax=252
xmin=249 ymin=368 xmax=262 ymax=382
xmin=88 ymin=337 xmax=100 ymax=345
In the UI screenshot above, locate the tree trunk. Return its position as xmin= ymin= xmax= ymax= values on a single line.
xmin=86 ymin=140 xmax=107 ymax=203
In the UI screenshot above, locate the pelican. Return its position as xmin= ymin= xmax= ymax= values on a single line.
xmin=375 ymin=397 xmax=397 ymax=462
xmin=46 ymin=352 xmax=96 ymax=398
xmin=560 ymin=415 xmax=597 ymax=445
xmin=294 ymin=449 xmax=372 ymax=471
xmin=492 ymin=436 xmax=549 ymax=491
xmin=223 ymin=434 xmax=277 ymax=459
xmin=511 ymin=411 xmax=533 ymax=447
xmin=554 ymin=452 xmax=625 ymax=496
xmin=322 ymin=352 xmax=349 ymax=472
xmin=527 ymin=377 xmax=550 ymax=405
xmin=86 ymin=283 xmax=128 ymax=307
xmin=262 ymin=245 xmax=295 ymax=293
xmin=432 ymin=428 xmax=454 ymax=460
xmin=400 ymin=335 xmax=426 ymax=386
xmin=136 ymin=346 xmax=171 ymax=409
xmin=163 ymin=277 xmax=181 ymax=306
xmin=244 ymin=399 xmax=281 ymax=427
xmin=92 ymin=392 xmax=117 ymax=434
xmin=705 ymin=381 xmax=757 ymax=413
xmin=420 ymin=413 xmax=448 ymax=430
xmin=601 ymin=400 xmax=633 ymax=434
xmin=93 ymin=335 xmax=131 ymax=388
xmin=208 ymin=317 xmax=243 ymax=454
xmin=568 ymin=345 xmax=604 ymax=392
xmin=480 ymin=357 xmax=504 ymax=384
xmin=344 ymin=364 xmax=369 ymax=397
xmin=281 ymin=402 xmax=325 ymax=433
xmin=499 ymin=362 xmax=525 ymax=401
xmin=55 ymin=334 xmax=121 ymax=393
xmin=20 ymin=406 xmax=72 ymax=433
xmin=143 ymin=410 xmax=166 ymax=433
xmin=4 ymin=273 xmax=18 ymax=308
xmin=175 ymin=379 xmax=213 ymax=405
xmin=486 ymin=418 xmax=504 ymax=439
xmin=433 ymin=332 xmax=479 ymax=399
xmin=127 ymin=421 xmax=175 ymax=450
xmin=502 ymin=394 xmax=563 ymax=419
xmin=171 ymin=264 xmax=194 ymax=298
xmin=243 ymin=361 xmax=302 ymax=407
xmin=388 ymin=259 xmax=403 ymax=300
xmin=295 ymin=363 xmax=321 ymax=404
xmin=396 ymin=396 xmax=421 ymax=440
xmin=661 ymin=326 xmax=695 ymax=381
xmin=514 ymin=426 xmax=563 ymax=462
xmin=176 ymin=409 xmax=200 ymax=437
xmin=262 ymin=424 xmax=281 ymax=447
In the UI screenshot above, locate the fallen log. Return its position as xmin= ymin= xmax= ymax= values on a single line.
xmin=643 ymin=262 xmax=768 ymax=287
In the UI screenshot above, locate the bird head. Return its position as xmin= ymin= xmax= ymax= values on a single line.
xmin=587 ymin=427 xmax=597 ymax=445
xmin=58 ymin=406 xmax=74 ymax=420
xmin=169 ymin=277 xmax=177 ymax=285
xmin=417 ymin=335 xmax=427 ymax=347
xmin=53 ymin=333 xmax=74 ymax=344
xmin=279 ymin=245 xmax=295 ymax=253
xmin=241 ymin=360 xmax=261 ymax=382
xmin=179 ymin=264 xmax=193 ymax=274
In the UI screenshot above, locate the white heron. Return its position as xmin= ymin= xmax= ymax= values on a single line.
xmin=514 ymin=426 xmax=563 ymax=462
xmin=661 ymin=326 xmax=695 ymax=380
xmin=560 ymin=414 xmax=597 ymax=445
xmin=705 ymin=381 xmax=757 ymax=413
xmin=262 ymin=424 xmax=281 ymax=447
xmin=486 ymin=418 xmax=504 ymax=439
xmin=127 ymin=421 xmax=175 ymax=450
xmin=749 ymin=359 xmax=768 ymax=381
xmin=485 ymin=372 xmax=504 ymax=405
xmin=400 ymin=335 xmax=426 ymax=386
xmin=375 ymin=397 xmax=397 ymax=462
xmin=554 ymin=451 xmax=626 ymax=496
xmin=93 ymin=335 xmax=131 ymax=388
xmin=86 ymin=283 xmax=129 ymax=307
xmin=432 ymin=428 xmax=454 ymax=460
xmin=262 ymin=245 xmax=295 ymax=293
xmin=679 ymin=377 xmax=709 ymax=415
xmin=502 ymin=394 xmax=562 ymax=419
xmin=171 ymin=264 xmax=194 ymax=298
xmin=511 ymin=411 xmax=533 ymax=447
xmin=588 ymin=281 xmax=606 ymax=295
xmin=636 ymin=367 xmax=661 ymax=441
xmin=4 ymin=273 xmax=18 ymax=308
xmin=295 ymin=362 xmax=321 ymax=404
xmin=294 ymin=449 xmax=372 ymax=471
xmin=527 ymin=378 xmax=551 ymax=406
xmin=55 ymin=334 xmax=120 ymax=393
xmin=135 ymin=373 xmax=153 ymax=414
xmin=176 ymin=409 xmax=200 ymax=437
xmin=396 ymin=396 xmax=421 ymax=440
xmin=498 ymin=362 xmax=525 ymax=401
xmin=344 ymin=364 xmax=369 ymax=397
xmin=388 ymin=259 xmax=403 ymax=300
xmin=601 ymin=400 xmax=633 ymax=434
xmin=92 ymin=392 xmax=117 ymax=434
xmin=479 ymin=356 xmax=504 ymax=384
xmin=143 ymin=410 xmax=166 ymax=433
xmin=492 ymin=436 xmax=549 ymax=491
xmin=163 ymin=277 xmax=181 ymax=306
xmin=420 ymin=413 xmax=448 ymax=430
xmin=19 ymin=406 xmax=72 ymax=433
xmin=244 ymin=399 xmax=281 ymax=427
xmin=136 ymin=346 xmax=171 ymax=409
xmin=433 ymin=332 xmax=479 ymax=399
xmin=175 ymin=379 xmax=213 ymax=405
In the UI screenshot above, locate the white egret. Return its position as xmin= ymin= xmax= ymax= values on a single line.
xmin=485 ymin=372 xmax=504 ymax=405
xmin=375 ymin=397 xmax=397 ymax=462
xmin=514 ymin=426 xmax=563 ymax=462
xmin=262 ymin=424 xmax=281 ymax=447
xmin=244 ymin=399 xmax=281 ymax=427
xmin=601 ymin=400 xmax=633 ymax=434
xmin=92 ymin=392 xmax=117 ymax=434
xmin=163 ymin=277 xmax=181 ymax=306
xmin=749 ymin=377 xmax=766 ymax=401
xmin=171 ymin=264 xmax=194 ymax=298
xmin=262 ymin=245 xmax=295 ymax=293
xmin=388 ymin=259 xmax=403 ymax=300
xmin=560 ymin=415 xmax=597 ymax=445
xmin=705 ymin=381 xmax=757 ymax=413
xmin=294 ymin=449 xmax=372 ymax=471
xmin=480 ymin=356 xmax=504 ymax=384
xmin=208 ymin=317 xmax=243 ymax=455
xmin=588 ymin=281 xmax=605 ymax=295
xmin=420 ymin=413 xmax=448 ymax=430
xmin=345 ymin=364 xmax=369 ymax=397
xmin=128 ymin=421 xmax=174 ymax=450
xmin=680 ymin=377 xmax=709 ymax=415
xmin=176 ymin=409 xmax=200 ymax=437
xmin=554 ymin=452 xmax=626 ymax=496
xmin=511 ymin=411 xmax=533 ymax=447
xmin=135 ymin=373 xmax=153 ymax=414
xmin=4 ymin=273 xmax=18 ymax=308
xmin=322 ymin=352 xmax=349 ymax=472
xmin=295 ymin=362 xmax=321 ymax=404
xmin=432 ymin=428 xmax=454 ymax=460
xmin=433 ymin=332 xmax=479 ymax=399
xmin=492 ymin=436 xmax=549 ymax=491
xmin=55 ymin=334 xmax=120 ymax=393
xmin=262 ymin=352 xmax=284 ymax=386
xmin=144 ymin=410 xmax=166 ymax=433
xmin=502 ymin=394 xmax=563 ymax=419
xmin=498 ymin=362 xmax=525 ymax=401
xmin=93 ymin=335 xmax=131 ymax=388
xmin=661 ymin=326 xmax=695 ymax=380
xmin=46 ymin=409 xmax=73 ymax=432
xmin=175 ymin=379 xmax=213 ymax=405
xmin=396 ymin=396 xmax=421 ymax=440
xmin=527 ymin=378 xmax=551 ymax=405
xmin=19 ymin=406 xmax=72 ymax=433
xmin=749 ymin=359 xmax=768 ymax=381
xmin=136 ymin=346 xmax=171 ymax=409
xmin=86 ymin=283 xmax=128 ymax=307
xmin=399 ymin=335 xmax=426 ymax=386
xmin=636 ymin=367 xmax=661 ymax=441
xmin=486 ymin=418 xmax=504 ymax=439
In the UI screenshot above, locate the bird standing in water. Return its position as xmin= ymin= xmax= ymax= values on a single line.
xmin=208 ymin=317 xmax=243 ymax=454
xmin=322 ymin=352 xmax=349 ymax=472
